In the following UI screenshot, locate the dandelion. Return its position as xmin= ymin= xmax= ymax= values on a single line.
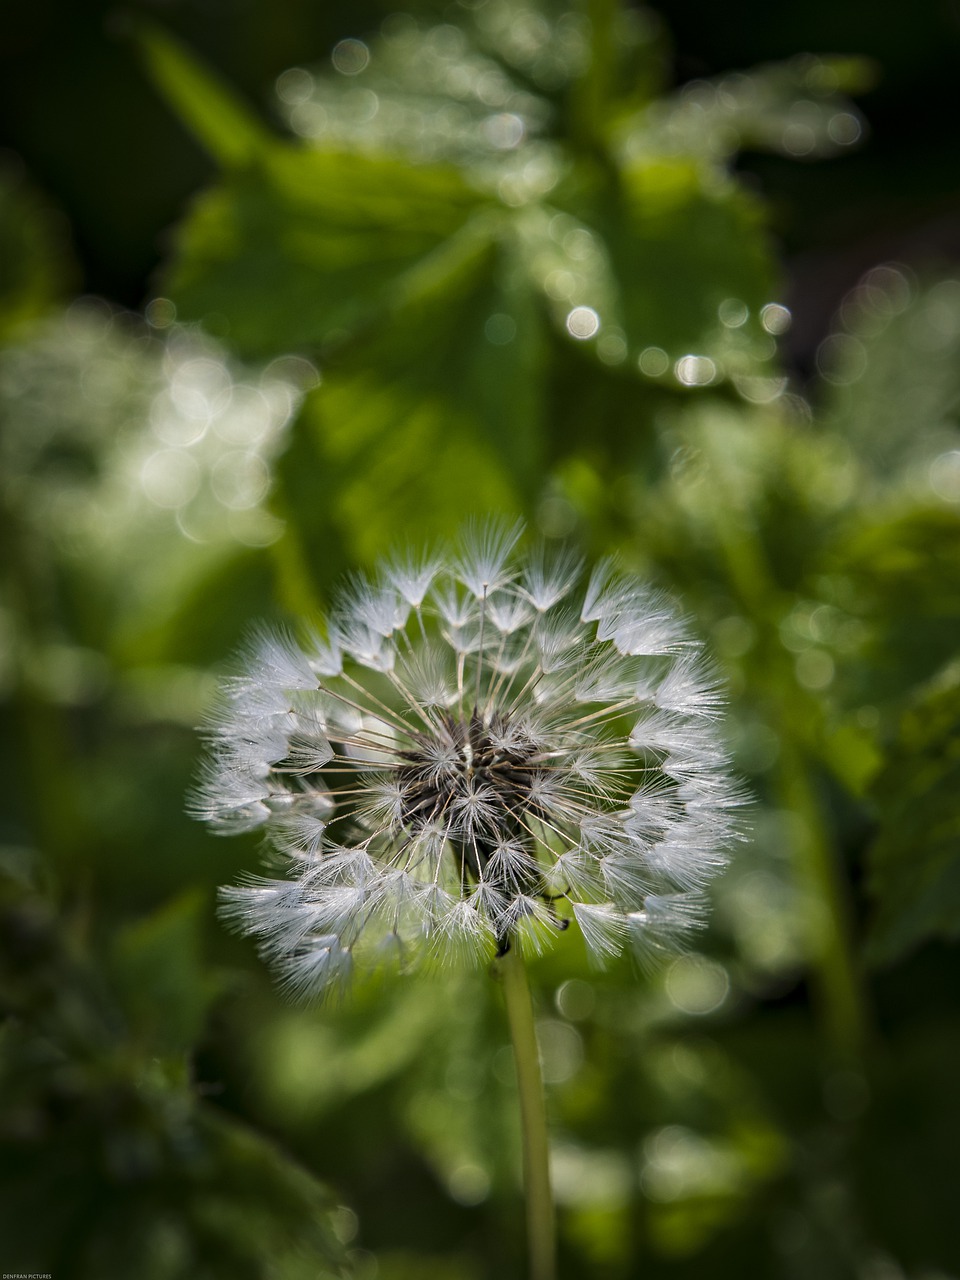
xmin=194 ymin=519 xmax=741 ymax=991
xmin=191 ymin=519 xmax=743 ymax=1280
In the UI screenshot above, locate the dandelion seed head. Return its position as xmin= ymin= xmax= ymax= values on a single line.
xmin=194 ymin=522 xmax=743 ymax=999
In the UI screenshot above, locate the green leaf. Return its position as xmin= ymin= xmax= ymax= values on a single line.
xmin=134 ymin=22 xmax=273 ymax=165
xmin=274 ymin=216 xmax=545 ymax=572
xmin=272 ymin=15 xmax=552 ymax=167
xmin=866 ymin=663 xmax=960 ymax=965
xmin=614 ymin=55 xmax=873 ymax=166
xmin=597 ymin=159 xmax=778 ymax=363
xmin=166 ymin=146 xmax=485 ymax=359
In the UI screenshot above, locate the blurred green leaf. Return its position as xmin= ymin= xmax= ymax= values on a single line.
xmin=135 ymin=22 xmax=273 ymax=165
xmin=160 ymin=2 xmax=864 ymax=393
xmin=166 ymin=147 xmax=484 ymax=359
xmin=0 ymin=304 xmax=309 ymax=668
xmin=137 ymin=546 xmax=278 ymax=667
xmin=181 ymin=1108 xmax=353 ymax=1280
xmin=595 ymin=159 xmax=776 ymax=360
xmin=272 ymin=14 xmax=555 ymax=167
xmin=614 ymin=54 xmax=873 ymax=166
xmin=274 ymin=220 xmax=543 ymax=567
xmin=865 ymin=663 xmax=960 ymax=964
xmin=817 ymin=720 xmax=882 ymax=797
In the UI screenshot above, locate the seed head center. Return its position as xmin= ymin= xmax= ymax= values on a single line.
xmin=395 ymin=709 xmax=539 ymax=838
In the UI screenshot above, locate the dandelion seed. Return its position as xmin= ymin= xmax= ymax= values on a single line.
xmin=192 ymin=522 xmax=743 ymax=998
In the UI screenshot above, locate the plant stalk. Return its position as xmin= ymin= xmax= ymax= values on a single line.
xmin=777 ymin=738 xmax=869 ymax=1063
xmin=496 ymin=945 xmax=556 ymax=1280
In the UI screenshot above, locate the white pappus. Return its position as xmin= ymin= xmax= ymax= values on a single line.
xmin=192 ymin=520 xmax=744 ymax=998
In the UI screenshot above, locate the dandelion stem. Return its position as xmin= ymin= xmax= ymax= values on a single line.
xmin=496 ymin=946 xmax=555 ymax=1280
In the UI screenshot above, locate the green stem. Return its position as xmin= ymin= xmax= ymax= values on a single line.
xmin=778 ymin=738 xmax=868 ymax=1064
xmin=496 ymin=946 xmax=556 ymax=1280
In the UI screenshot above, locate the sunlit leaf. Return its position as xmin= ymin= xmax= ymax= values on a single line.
xmin=162 ymin=6 xmax=810 ymax=383
xmin=614 ymin=54 xmax=873 ymax=166
xmin=166 ymin=145 xmax=485 ymax=359
xmin=274 ymin=15 xmax=552 ymax=167
xmin=592 ymin=159 xmax=778 ymax=368
xmin=274 ymin=218 xmax=544 ymax=570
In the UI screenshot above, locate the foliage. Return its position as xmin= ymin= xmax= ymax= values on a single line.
xmin=0 ymin=864 xmax=351 ymax=1278
xmin=144 ymin=12 xmax=866 ymax=567
xmin=2 ymin=2 xmax=959 ymax=1278
xmin=866 ymin=664 xmax=960 ymax=963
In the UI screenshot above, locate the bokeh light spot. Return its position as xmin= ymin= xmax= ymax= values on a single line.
xmin=562 ymin=227 xmax=595 ymax=261
xmin=141 ymin=449 xmax=201 ymax=509
xmin=795 ymin=649 xmax=835 ymax=690
xmin=718 ymin=297 xmax=749 ymax=328
xmin=332 ymin=39 xmax=370 ymax=75
xmin=675 ymin=354 xmax=717 ymax=386
xmin=329 ymin=1206 xmax=359 ymax=1245
xmin=597 ymin=329 xmax=627 ymax=365
xmin=484 ymin=112 xmax=525 ymax=149
xmin=760 ymin=303 xmax=792 ymax=335
xmin=545 ymin=270 xmax=578 ymax=301
xmin=638 ymin=346 xmax=669 ymax=376
xmin=929 ymin=451 xmax=960 ymax=502
xmin=170 ymin=357 xmax=232 ymax=421
xmin=734 ymin=374 xmax=787 ymax=404
xmin=665 ymin=955 xmax=729 ymax=1015
xmin=212 ymin=451 xmax=271 ymax=510
xmin=782 ymin=121 xmax=816 ymax=155
xmin=276 ymin=67 xmax=314 ymax=105
xmin=827 ymin=112 xmax=862 ymax=146
xmin=555 ymin=978 xmax=596 ymax=1021
xmin=145 ymin=297 xmax=176 ymax=329
xmin=536 ymin=1019 xmax=584 ymax=1083
xmin=817 ymin=333 xmax=867 ymax=385
xmin=566 ymin=306 xmax=600 ymax=340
